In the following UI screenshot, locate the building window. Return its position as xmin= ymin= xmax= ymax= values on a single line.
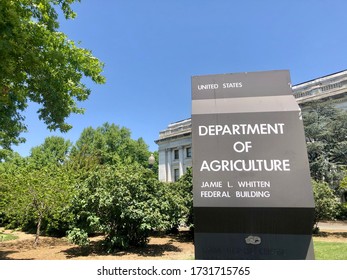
xmin=174 ymin=149 xmax=179 ymax=160
xmin=174 ymin=168 xmax=180 ymax=182
xmin=186 ymin=147 xmax=192 ymax=158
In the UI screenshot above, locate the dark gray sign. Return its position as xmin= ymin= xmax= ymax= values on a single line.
xmin=192 ymin=70 xmax=292 ymax=100
xmin=192 ymin=70 xmax=315 ymax=260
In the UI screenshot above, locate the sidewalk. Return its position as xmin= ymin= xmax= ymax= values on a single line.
xmin=318 ymin=221 xmax=347 ymax=232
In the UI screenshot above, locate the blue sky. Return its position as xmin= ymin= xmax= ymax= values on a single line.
xmin=13 ymin=0 xmax=347 ymax=156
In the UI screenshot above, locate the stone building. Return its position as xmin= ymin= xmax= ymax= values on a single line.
xmin=155 ymin=118 xmax=192 ymax=182
xmin=293 ymin=69 xmax=347 ymax=109
xmin=155 ymin=70 xmax=347 ymax=182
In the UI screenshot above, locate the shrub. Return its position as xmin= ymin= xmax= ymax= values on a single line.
xmin=67 ymin=228 xmax=90 ymax=246
xmin=336 ymin=203 xmax=347 ymax=220
xmin=312 ymin=180 xmax=340 ymax=232
xmin=174 ymin=168 xmax=193 ymax=230
xmin=69 ymin=163 xmax=182 ymax=251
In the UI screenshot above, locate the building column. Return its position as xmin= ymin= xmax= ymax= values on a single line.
xmin=166 ymin=148 xmax=172 ymax=182
xmin=179 ymin=146 xmax=184 ymax=178
xmin=158 ymin=149 xmax=166 ymax=182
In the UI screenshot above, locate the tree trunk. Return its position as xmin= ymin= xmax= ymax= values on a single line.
xmin=34 ymin=213 xmax=42 ymax=247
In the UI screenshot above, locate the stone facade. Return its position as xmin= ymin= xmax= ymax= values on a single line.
xmin=293 ymin=70 xmax=347 ymax=109
xmin=155 ymin=119 xmax=192 ymax=182
xmin=155 ymin=70 xmax=347 ymax=182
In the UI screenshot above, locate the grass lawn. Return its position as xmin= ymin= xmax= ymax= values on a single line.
xmin=0 ymin=233 xmax=18 ymax=242
xmin=314 ymin=240 xmax=347 ymax=260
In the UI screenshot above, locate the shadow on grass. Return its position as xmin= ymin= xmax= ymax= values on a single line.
xmin=313 ymin=231 xmax=347 ymax=238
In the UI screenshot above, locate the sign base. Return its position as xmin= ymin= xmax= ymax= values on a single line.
xmin=195 ymin=232 xmax=314 ymax=260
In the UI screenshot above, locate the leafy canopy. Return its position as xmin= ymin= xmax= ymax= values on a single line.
xmin=0 ymin=159 xmax=75 ymax=239
xmin=29 ymin=136 xmax=72 ymax=167
xmin=0 ymin=0 xmax=105 ymax=156
xmin=71 ymin=123 xmax=151 ymax=167
xmin=302 ymin=101 xmax=347 ymax=189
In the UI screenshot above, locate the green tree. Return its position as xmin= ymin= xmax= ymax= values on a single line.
xmin=302 ymin=101 xmax=347 ymax=189
xmin=1 ymin=162 xmax=74 ymax=245
xmin=0 ymin=137 xmax=75 ymax=240
xmin=0 ymin=0 xmax=105 ymax=157
xmin=0 ymin=151 xmax=27 ymax=226
xmin=29 ymin=136 xmax=72 ymax=167
xmin=71 ymin=123 xmax=151 ymax=167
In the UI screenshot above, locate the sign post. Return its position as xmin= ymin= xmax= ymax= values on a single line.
xmin=191 ymin=70 xmax=315 ymax=259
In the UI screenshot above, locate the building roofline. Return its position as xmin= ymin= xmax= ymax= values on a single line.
xmin=155 ymin=132 xmax=191 ymax=144
xmin=168 ymin=117 xmax=191 ymax=126
xmin=293 ymin=69 xmax=347 ymax=87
